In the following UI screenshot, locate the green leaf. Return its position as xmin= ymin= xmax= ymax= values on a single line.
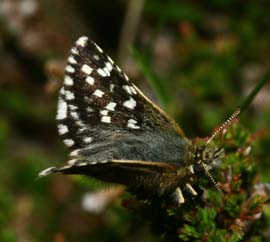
xmin=239 ymin=70 xmax=269 ymax=114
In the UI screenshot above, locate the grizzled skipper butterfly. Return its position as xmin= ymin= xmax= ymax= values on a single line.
xmin=39 ymin=36 xmax=240 ymax=206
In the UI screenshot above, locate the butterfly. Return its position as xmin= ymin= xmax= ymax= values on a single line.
xmin=39 ymin=36 xmax=239 ymax=206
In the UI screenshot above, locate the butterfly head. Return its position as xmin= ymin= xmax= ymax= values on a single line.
xmin=185 ymin=108 xmax=240 ymax=192
xmin=191 ymin=145 xmax=224 ymax=171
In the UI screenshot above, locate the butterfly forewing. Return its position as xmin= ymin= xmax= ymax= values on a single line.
xmin=57 ymin=36 xmax=185 ymax=152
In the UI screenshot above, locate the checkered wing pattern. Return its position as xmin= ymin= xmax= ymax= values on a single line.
xmin=55 ymin=36 xmax=184 ymax=152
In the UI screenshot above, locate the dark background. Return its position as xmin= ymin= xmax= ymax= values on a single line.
xmin=0 ymin=0 xmax=269 ymax=241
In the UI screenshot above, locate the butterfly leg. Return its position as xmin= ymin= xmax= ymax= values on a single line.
xmin=173 ymin=187 xmax=185 ymax=205
xmin=185 ymin=183 xmax=198 ymax=196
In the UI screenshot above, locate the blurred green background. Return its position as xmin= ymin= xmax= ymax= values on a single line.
xmin=0 ymin=0 xmax=269 ymax=241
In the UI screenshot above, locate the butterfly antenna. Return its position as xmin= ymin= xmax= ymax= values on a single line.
xmin=203 ymin=107 xmax=241 ymax=193
xmin=206 ymin=107 xmax=241 ymax=145
xmin=200 ymin=162 xmax=223 ymax=194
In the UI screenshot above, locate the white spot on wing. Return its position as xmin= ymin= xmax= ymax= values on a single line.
xmin=86 ymin=107 xmax=93 ymax=112
xmin=127 ymin=119 xmax=140 ymax=129
xmin=70 ymin=149 xmax=81 ymax=156
xmin=108 ymin=56 xmax=114 ymax=64
xmin=97 ymin=68 xmax=107 ymax=77
xmin=94 ymin=43 xmax=103 ymax=53
xmin=93 ymin=89 xmax=104 ymax=97
xmin=76 ymin=36 xmax=88 ymax=47
xmin=93 ymin=55 xmax=100 ymax=61
xmin=70 ymin=111 xmax=79 ymax=120
xmin=60 ymin=164 xmax=72 ymax=170
xmin=68 ymin=56 xmax=77 ymax=64
xmin=84 ymin=137 xmax=93 ymax=143
xmin=69 ymin=104 xmax=78 ymax=110
xmin=130 ymin=86 xmax=137 ymax=94
xmin=81 ymin=64 xmax=93 ymax=75
xmin=106 ymin=62 xmax=113 ymax=71
xmin=60 ymin=87 xmax=65 ymax=95
xmin=63 ymin=139 xmax=75 ymax=147
xmin=58 ymin=124 xmax=68 ymax=135
xmin=65 ymin=90 xmax=75 ymax=100
xmin=123 ymin=85 xmax=133 ymax=95
xmin=100 ymin=110 xmax=109 ymax=116
xmin=66 ymin=65 xmax=75 ymax=73
xmin=128 ymin=119 xmax=137 ymax=123
xmin=101 ymin=116 xmax=111 ymax=123
xmin=76 ymin=120 xmax=85 ymax=127
xmin=123 ymin=97 xmax=136 ymax=110
xmin=64 ymin=76 xmax=73 ymax=86
xmin=71 ymin=47 xmax=79 ymax=55
xmin=78 ymin=128 xmax=86 ymax=133
xmin=84 ymin=96 xmax=89 ymax=102
xmin=123 ymin=73 xmax=129 ymax=81
xmin=38 ymin=167 xmax=56 ymax=177
xmin=68 ymin=159 xmax=77 ymax=165
xmin=116 ymin=65 xmax=121 ymax=73
xmin=103 ymin=66 xmax=110 ymax=76
xmin=105 ymin=102 xmax=117 ymax=111
xmin=110 ymin=84 xmax=114 ymax=92
xmin=86 ymin=76 xmax=95 ymax=85
xmin=56 ymin=98 xmax=67 ymax=120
